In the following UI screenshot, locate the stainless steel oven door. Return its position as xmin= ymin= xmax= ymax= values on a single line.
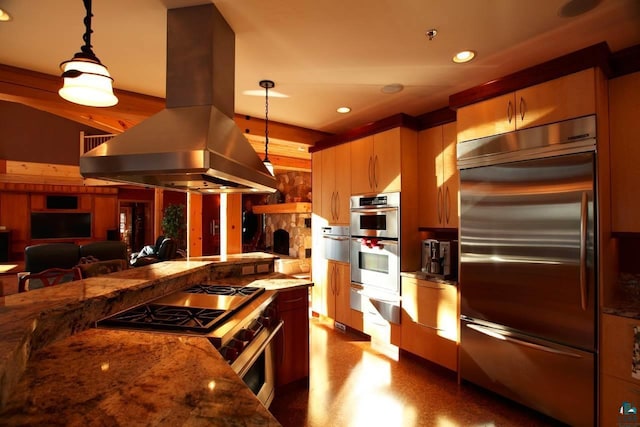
xmin=232 ymin=320 xmax=283 ymax=408
xmin=322 ymin=225 xmax=350 ymax=263
xmin=350 ymin=208 xmax=399 ymax=239
xmin=350 ymin=237 xmax=399 ymax=294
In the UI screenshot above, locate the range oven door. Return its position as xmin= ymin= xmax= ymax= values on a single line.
xmin=350 ymin=237 xmax=399 ymax=294
xmin=231 ymin=320 xmax=283 ymax=408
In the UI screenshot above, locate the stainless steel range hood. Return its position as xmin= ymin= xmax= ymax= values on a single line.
xmin=80 ymin=4 xmax=276 ymax=194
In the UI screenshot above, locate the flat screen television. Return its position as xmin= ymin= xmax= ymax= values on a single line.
xmin=30 ymin=212 xmax=92 ymax=239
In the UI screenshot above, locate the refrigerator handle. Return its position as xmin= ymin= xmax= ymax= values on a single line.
xmin=466 ymin=323 xmax=583 ymax=359
xmin=579 ymin=191 xmax=588 ymax=311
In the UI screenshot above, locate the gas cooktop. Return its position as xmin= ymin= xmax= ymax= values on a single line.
xmin=97 ymin=284 xmax=265 ymax=333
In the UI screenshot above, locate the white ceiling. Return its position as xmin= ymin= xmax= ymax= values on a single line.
xmin=0 ymin=0 xmax=639 ymax=135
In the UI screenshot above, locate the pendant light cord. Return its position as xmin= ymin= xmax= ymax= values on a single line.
xmin=264 ymin=83 xmax=270 ymax=161
xmin=81 ymin=0 xmax=99 ymax=60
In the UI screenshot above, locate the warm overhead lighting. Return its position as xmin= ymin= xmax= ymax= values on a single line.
xmin=337 ymin=106 xmax=351 ymax=114
xmin=0 ymin=8 xmax=12 ymax=21
xmin=381 ymin=83 xmax=404 ymax=94
xmin=259 ymin=79 xmax=275 ymax=176
xmin=453 ymin=50 xmax=476 ymax=63
xmin=58 ymin=0 xmax=118 ymax=107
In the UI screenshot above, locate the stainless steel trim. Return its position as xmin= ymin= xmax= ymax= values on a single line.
xmin=466 ymin=323 xmax=582 ymax=358
xmin=580 ymin=191 xmax=588 ymax=311
xmin=233 ymin=320 xmax=284 ymax=378
xmin=350 ymin=206 xmax=399 ymax=213
xmin=457 ymin=115 xmax=596 ymax=168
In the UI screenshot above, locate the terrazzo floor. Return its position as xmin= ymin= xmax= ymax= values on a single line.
xmin=270 ymin=316 xmax=566 ymax=427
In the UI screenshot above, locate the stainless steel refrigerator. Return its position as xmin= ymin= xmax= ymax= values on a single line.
xmin=458 ymin=115 xmax=597 ymax=427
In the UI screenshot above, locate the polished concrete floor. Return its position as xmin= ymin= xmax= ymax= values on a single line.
xmin=270 ymin=317 xmax=565 ymax=427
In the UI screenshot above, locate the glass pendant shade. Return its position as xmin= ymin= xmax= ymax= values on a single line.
xmin=263 ymin=158 xmax=274 ymax=176
xmin=59 ymin=57 xmax=118 ymax=107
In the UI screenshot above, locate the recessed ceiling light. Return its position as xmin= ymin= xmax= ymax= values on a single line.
xmin=0 ymin=8 xmax=12 ymax=22
xmin=381 ymin=83 xmax=404 ymax=94
xmin=337 ymin=107 xmax=351 ymax=114
xmin=453 ymin=50 xmax=476 ymax=64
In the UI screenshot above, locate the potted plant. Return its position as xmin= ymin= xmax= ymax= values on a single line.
xmin=161 ymin=204 xmax=186 ymax=249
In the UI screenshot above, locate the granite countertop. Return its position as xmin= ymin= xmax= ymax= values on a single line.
xmin=401 ymin=271 xmax=458 ymax=287
xmin=1 ymin=329 xmax=279 ymax=426
xmin=0 ymin=256 xmax=312 ymax=425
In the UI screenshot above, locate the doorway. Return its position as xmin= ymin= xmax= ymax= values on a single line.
xmin=119 ymin=201 xmax=152 ymax=254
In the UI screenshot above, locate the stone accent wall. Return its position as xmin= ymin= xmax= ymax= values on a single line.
xmin=263 ymin=212 xmax=312 ymax=259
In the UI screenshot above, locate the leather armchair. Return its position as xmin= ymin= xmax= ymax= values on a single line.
xmin=130 ymin=237 xmax=178 ymax=267
xmin=79 ymin=241 xmax=127 ymax=262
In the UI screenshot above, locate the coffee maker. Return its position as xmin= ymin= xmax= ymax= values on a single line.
xmin=421 ymin=239 xmax=458 ymax=279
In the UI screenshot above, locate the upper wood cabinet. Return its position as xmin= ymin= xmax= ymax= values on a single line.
xmin=418 ymin=122 xmax=458 ymax=229
xmin=351 ymin=128 xmax=408 ymax=195
xmin=610 ymin=71 xmax=640 ymax=232
xmin=457 ymin=68 xmax=597 ymax=142
xmin=321 ymin=144 xmax=351 ymax=225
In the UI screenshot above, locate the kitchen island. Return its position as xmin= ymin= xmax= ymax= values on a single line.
xmin=0 ymin=255 xmax=312 ymax=426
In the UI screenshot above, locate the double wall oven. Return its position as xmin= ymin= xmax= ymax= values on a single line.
xmin=97 ymin=283 xmax=282 ymax=408
xmin=349 ymin=192 xmax=401 ymax=324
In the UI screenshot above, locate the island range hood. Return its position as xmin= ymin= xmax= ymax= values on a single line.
xmin=80 ymin=4 xmax=277 ymax=194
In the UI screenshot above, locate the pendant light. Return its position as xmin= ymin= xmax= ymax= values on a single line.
xmin=259 ymin=79 xmax=275 ymax=176
xmin=59 ymin=0 xmax=118 ymax=107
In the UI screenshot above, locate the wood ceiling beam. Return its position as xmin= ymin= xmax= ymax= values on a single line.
xmin=0 ymin=63 xmax=330 ymax=148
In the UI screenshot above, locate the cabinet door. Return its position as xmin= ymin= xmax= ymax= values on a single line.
xmin=601 ymin=375 xmax=640 ymax=427
xmin=311 ymin=257 xmax=329 ymax=316
xmin=333 ymin=143 xmax=351 ymax=224
xmin=515 ymin=68 xmax=596 ymax=130
xmin=373 ymin=128 xmax=401 ymax=193
xmin=334 ymin=262 xmax=351 ymax=325
xmin=350 ymin=135 xmax=374 ymax=195
xmin=275 ymin=288 xmax=310 ymax=387
xmin=320 ymin=148 xmax=337 ymax=222
xmin=93 ymin=196 xmax=118 ymax=240
xmin=400 ymin=278 xmax=458 ymax=371
xmin=418 ymin=126 xmax=443 ymax=228
xmin=457 ymin=93 xmax=516 ymax=142
xmin=442 ymin=122 xmax=459 ymax=228
xmin=610 ymin=72 xmax=640 ymax=232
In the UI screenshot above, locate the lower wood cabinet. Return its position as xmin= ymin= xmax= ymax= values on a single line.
xmin=600 ymin=313 xmax=640 ymax=426
xmin=400 ymin=277 xmax=458 ymax=371
xmin=275 ymin=287 xmax=310 ymax=387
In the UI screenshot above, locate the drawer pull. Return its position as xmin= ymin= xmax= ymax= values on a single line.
xmin=416 ymin=321 xmax=446 ymax=331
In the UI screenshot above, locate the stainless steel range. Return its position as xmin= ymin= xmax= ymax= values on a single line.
xmin=97 ymin=284 xmax=282 ymax=407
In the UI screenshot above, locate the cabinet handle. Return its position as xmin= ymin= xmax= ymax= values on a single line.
xmin=374 ymin=155 xmax=379 ymax=189
xmin=416 ymin=320 xmax=447 ymax=331
xmin=281 ymin=297 xmax=305 ymax=304
xmin=445 ymin=186 xmax=451 ymax=225
xmin=332 ymin=191 xmax=337 ymax=221
xmin=437 ymin=187 xmax=443 ymax=224
xmin=507 ymin=100 xmax=513 ymax=124
xmin=519 ymin=96 xmax=526 ymax=121
xmin=368 ymin=156 xmax=373 ymax=189
xmin=335 ymin=191 xmax=340 ymax=221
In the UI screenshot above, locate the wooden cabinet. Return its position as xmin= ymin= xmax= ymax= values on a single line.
xmin=601 ymin=313 xmax=640 ymax=426
xmin=400 ymin=276 xmax=458 ymax=371
xmin=318 ymin=143 xmax=351 ymax=225
xmin=418 ymin=122 xmax=458 ymax=229
xmin=610 ymin=71 xmax=640 ymax=232
xmin=312 ymin=259 xmax=351 ymax=326
xmin=275 ymin=287 xmax=310 ymax=387
xmin=93 ymin=195 xmax=118 ymax=240
xmin=351 ymin=128 xmax=407 ymax=195
xmin=457 ymin=68 xmax=596 ymax=142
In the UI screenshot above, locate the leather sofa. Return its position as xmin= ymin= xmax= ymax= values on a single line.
xmin=24 ymin=241 xmax=128 ymax=274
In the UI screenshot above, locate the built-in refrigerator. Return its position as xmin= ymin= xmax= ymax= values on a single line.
xmin=458 ymin=115 xmax=598 ymax=427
